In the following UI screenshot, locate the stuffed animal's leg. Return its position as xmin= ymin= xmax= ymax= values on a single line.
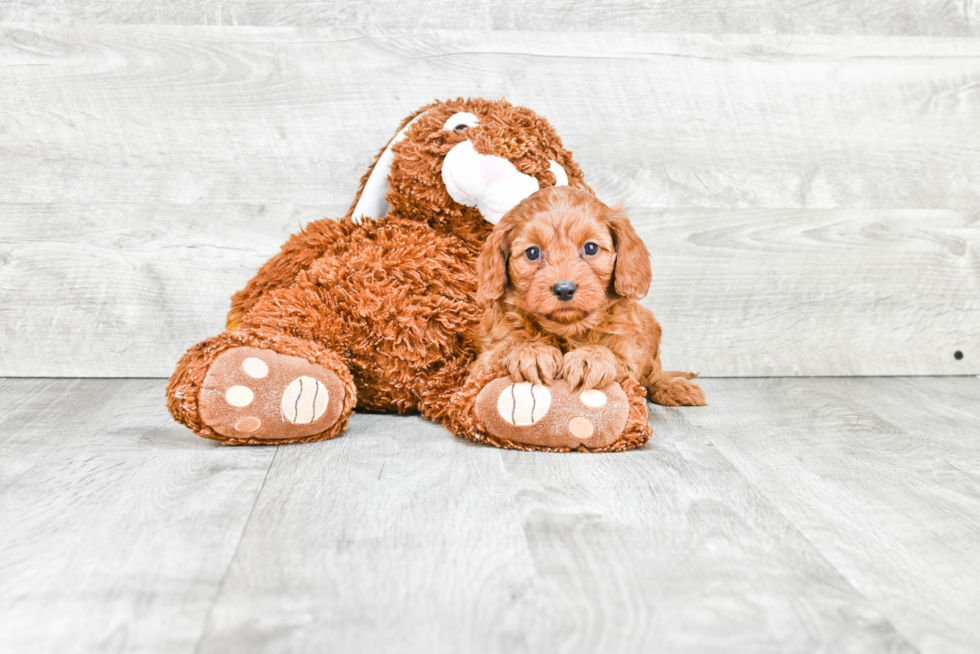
xmin=442 ymin=367 xmax=652 ymax=453
xmin=167 ymin=327 xmax=357 ymax=445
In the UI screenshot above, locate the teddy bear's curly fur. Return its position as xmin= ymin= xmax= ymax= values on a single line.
xmin=166 ymin=98 xmax=655 ymax=451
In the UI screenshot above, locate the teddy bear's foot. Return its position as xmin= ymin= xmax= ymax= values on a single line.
xmin=474 ymin=377 xmax=632 ymax=451
xmin=197 ymin=346 xmax=347 ymax=443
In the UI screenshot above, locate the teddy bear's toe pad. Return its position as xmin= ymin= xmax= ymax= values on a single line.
xmin=199 ymin=347 xmax=345 ymax=441
xmin=475 ymin=378 xmax=630 ymax=451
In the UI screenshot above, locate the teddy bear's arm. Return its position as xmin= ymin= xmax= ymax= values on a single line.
xmin=226 ymin=218 xmax=352 ymax=329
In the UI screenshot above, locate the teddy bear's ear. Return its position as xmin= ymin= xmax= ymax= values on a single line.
xmin=347 ymin=104 xmax=435 ymax=224
xmin=476 ymin=224 xmax=512 ymax=307
xmin=545 ymin=150 xmax=594 ymax=195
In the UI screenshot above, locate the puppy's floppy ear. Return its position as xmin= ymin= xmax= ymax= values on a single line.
xmin=476 ymin=223 xmax=512 ymax=307
xmin=607 ymin=204 xmax=652 ymax=300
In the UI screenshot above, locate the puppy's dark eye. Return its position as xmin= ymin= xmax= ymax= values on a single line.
xmin=454 ymin=125 xmax=467 ymax=132
xmin=583 ymin=242 xmax=599 ymax=256
xmin=525 ymin=247 xmax=541 ymax=261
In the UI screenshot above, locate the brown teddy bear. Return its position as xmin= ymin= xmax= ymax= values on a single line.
xmin=166 ymin=98 xmax=655 ymax=451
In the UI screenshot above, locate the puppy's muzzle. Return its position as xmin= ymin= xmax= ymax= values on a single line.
xmin=551 ymin=280 xmax=578 ymax=302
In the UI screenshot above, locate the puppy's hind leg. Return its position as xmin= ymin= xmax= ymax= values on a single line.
xmin=646 ymin=371 xmax=707 ymax=407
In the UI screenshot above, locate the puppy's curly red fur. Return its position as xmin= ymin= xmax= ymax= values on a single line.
xmin=473 ymin=186 xmax=706 ymax=407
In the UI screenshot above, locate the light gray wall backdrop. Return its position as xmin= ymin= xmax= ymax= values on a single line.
xmin=1 ymin=2 xmax=978 ymax=377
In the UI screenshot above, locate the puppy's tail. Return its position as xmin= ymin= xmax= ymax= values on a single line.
xmin=663 ymin=370 xmax=699 ymax=380
xmin=647 ymin=372 xmax=707 ymax=406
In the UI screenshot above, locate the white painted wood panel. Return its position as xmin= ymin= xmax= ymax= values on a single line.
xmin=1 ymin=28 xmax=978 ymax=210
xmin=641 ymin=209 xmax=980 ymax=377
xmin=1 ymin=26 xmax=977 ymax=377
xmin=2 ymin=205 xmax=976 ymax=377
xmin=0 ymin=203 xmax=342 ymax=377
xmin=3 ymin=1 xmax=978 ymax=36
xmin=0 ymin=378 xmax=278 ymax=654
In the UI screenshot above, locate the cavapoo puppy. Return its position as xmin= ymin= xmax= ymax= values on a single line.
xmin=472 ymin=185 xmax=706 ymax=407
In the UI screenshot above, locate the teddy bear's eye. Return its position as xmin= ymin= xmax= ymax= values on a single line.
xmin=525 ymin=246 xmax=541 ymax=261
xmin=443 ymin=112 xmax=480 ymax=132
xmin=583 ymin=242 xmax=599 ymax=256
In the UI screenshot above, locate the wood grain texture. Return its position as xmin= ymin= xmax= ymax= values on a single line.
xmin=195 ymin=393 xmax=914 ymax=654
xmin=0 ymin=378 xmax=277 ymax=654
xmin=641 ymin=209 xmax=980 ymax=377
xmin=0 ymin=203 xmax=344 ymax=377
xmin=2 ymin=205 xmax=976 ymax=377
xmin=7 ymin=377 xmax=980 ymax=653
xmin=1 ymin=27 xmax=979 ymax=210
xmin=3 ymin=0 xmax=979 ymax=36
xmin=487 ymin=415 xmax=915 ymax=654
xmin=702 ymin=376 xmax=980 ymax=654
xmin=1 ymin=26 xmax=978 ymax=377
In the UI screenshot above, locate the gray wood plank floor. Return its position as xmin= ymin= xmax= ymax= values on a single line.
xmin=2 ymin=377 xmax=978 ymax=653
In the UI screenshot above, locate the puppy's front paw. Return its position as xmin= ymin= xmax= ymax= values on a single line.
xmin=503 ymin=343 xmax=564 ymax=386
xmin=562 ymin=346 xmax=618 ymax=391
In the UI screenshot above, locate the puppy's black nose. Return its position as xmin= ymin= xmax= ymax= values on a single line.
xmin=551 ymin=280 xmax=577 ymax=301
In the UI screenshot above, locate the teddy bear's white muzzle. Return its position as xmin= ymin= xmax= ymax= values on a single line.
xmin=441 ymin=141 xmax=568 ymax=224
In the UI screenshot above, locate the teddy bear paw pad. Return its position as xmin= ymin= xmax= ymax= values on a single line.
xmin=475 ymin=378 xmax=630 ymax=451
xmin=495 ymin=382 xmax=552 ymax=426
xmin=198 ymin=347 xmax=345 ymax=442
